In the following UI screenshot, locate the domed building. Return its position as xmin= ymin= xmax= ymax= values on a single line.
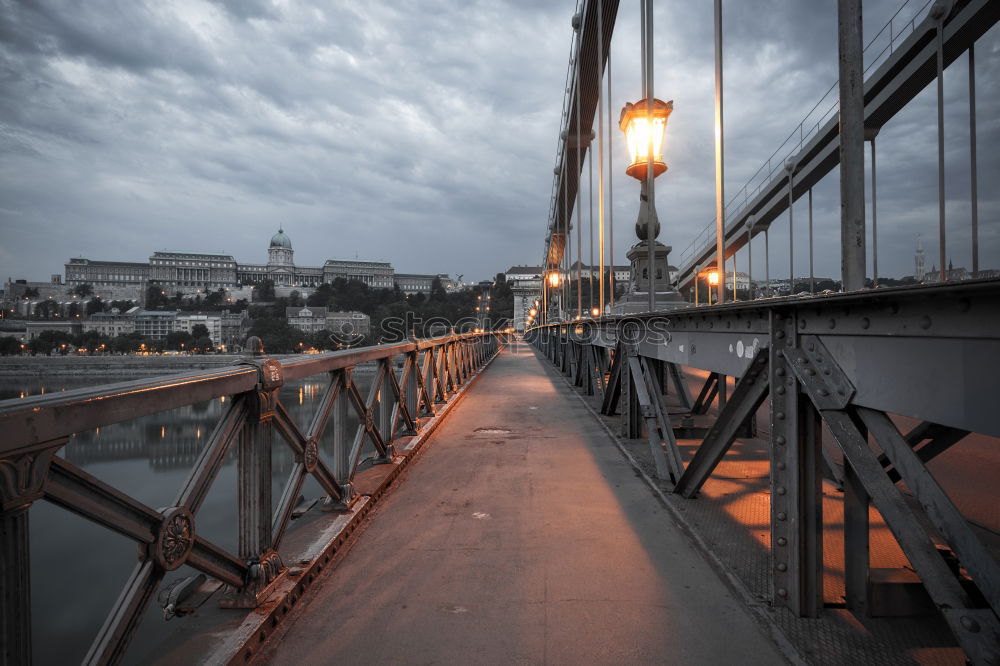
xmin=266 ymin=228 xmax=295 ymax=286
xmin=234 ymin=228 xmax=323 ymax=290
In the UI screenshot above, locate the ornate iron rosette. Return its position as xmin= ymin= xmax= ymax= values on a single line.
xmin=365 ymin=411 xmax=375 ymax=431
xmin=303 ymin=437 xmax=319 ymax=473
xmin=154 ymin=506 xmax=195 ymax=571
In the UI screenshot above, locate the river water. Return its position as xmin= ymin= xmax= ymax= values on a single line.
xmin=2 ymin=372 xmax=371 ymax=665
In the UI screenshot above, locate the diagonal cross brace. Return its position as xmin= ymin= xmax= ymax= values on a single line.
xmin=674 ymin=348 xmax=770 ymax=498
xmin=785 ymin=336 xmax=1000 ymax=664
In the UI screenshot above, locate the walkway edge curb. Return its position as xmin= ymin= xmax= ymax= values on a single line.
xmin=200 ymin=346 xmax=506 ymax=666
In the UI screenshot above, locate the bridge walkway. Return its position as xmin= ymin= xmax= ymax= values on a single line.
xmin=260 ymin=339 xmax=787 ymax=664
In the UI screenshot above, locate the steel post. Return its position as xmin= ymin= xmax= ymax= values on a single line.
xmin=714 ymin=0 xmax=726 ymax=305
xmin=838 ymin=0 xmax=866 ymax=291
xmin=1 ymin=507 xmax=31 ymax=666
xmin=969 ymin=44 xmax=979 ymax=276
xmin=770 ymin=312 xmax=823 ymax=616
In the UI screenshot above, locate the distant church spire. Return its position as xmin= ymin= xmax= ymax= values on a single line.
xmin=915 ymin=235 xmax=925 ymax=282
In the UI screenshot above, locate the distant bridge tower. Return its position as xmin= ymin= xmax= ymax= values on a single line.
xmin=915 ymin=236 xmax=926 ymax=282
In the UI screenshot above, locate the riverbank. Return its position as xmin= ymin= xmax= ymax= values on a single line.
xmin=0 ymin=354 xmax=295 ymax=376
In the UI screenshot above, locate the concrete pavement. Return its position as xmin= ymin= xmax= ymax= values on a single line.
xmin=262 ymin=340 xmax=787 ymax=665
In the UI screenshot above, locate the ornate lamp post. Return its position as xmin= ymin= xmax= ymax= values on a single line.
xmin=613 ymin=98 xmax=685 ymax=313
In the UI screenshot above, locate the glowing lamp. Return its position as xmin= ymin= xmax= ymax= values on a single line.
xmin=547 ymin=271 xmax=561 ymax=288
xmin=619 ymin=98 xmax=673 ymax=180
xmin=708 ymin=271 xmax=719 ymax=286
xmin=590 ymin=306 xmax=600 ymax=317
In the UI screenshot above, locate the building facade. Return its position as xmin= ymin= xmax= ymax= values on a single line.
xmin=60 ymin=230 xmax=443 ymax=302
xmin=323 ymin=259 xmax=395 ymax=289
xmin=83 ymin=311 xmax=136 ymax=338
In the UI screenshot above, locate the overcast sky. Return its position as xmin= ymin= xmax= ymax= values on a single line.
xmin=1 ymin=0 xmax=997 ymax=285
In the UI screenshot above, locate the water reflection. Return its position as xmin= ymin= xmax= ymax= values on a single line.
xmin=3 ymin=372 xmax=374 ymax=665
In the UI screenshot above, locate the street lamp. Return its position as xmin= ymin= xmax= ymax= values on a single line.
xmin=617 ymin=97 xmax=680 ymax=314
xmin=620 ymin=98 xmax=673 ymax=180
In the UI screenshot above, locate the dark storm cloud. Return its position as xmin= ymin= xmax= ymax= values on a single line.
xmin=0 ymin=0 xmax=997 ymax=285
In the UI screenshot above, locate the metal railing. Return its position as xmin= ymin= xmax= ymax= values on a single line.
xmin=0 ymin=331 xmax=502 ymax=665
xmin=525 ymin=280 xmax=1000 ymax=663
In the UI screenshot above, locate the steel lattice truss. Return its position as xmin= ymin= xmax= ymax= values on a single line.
xmin=528 ymin=280 xmax=1000 ymax=663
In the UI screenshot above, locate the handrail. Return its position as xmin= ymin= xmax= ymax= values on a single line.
xmin=0 ymin=331 xmax=504 ymax=665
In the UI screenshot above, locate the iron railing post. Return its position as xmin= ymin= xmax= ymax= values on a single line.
xmin=223 ymin=339 xmax=285 ymax=607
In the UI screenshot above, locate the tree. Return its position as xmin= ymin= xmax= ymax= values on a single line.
xmin=146 ymin=284 xmax=170 ymax=309
xmin=0 ymin=336 xmax=22 ymax=355
xmin=28 ymin=330 xmax=73 ymax=355
xmin=255 ymin=280 xmax=275 ymax=302
xmin=204 ymin=288 xmax=225 ymax=308
xmin=191 ymin=336 xmax=214 ymax=353
xmin=165 ymin=330 xmax=193 ymax=350
xmin=429 ymin=277 xmax=447 ymax=302
xmin=109 ymin=299 xmax=135 ymax=312
xmin=248 ymin=316 xmax=299 ymax=353
xmin=23 ymin=287 xmax=39 ymax=299
xmin=72 ymin=283 xmax=94 ymax=298
xmin=191 ymin=323 xmax=211 ymax=340
xmin=86 ymin=297 xmax=105 ymax=316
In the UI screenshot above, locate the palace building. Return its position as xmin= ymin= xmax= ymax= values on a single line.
xmin=62 ymin=229 xmax=444 ymax=302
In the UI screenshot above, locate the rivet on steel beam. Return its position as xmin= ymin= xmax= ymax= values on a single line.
xmin=819 ymin=389 xmax=829 ymax=397
xmin=960 ymin=616 xmax=982 ymax=633
xmin=775 ymin=331 xmax=785 ymax=339
xmin=798 ymin=357 xmax=808 ymax=365
xmin=777 ymin=512 xmax=787 ymax=521
xmin=806 ymin=368 xmax=816 ymax=376
xmin=746 ymin=378 xmax=754 ymax=385
xmin=775 ymin=435 xmax=786 ymax=445
xmin=861 ymin=317 xmax=870 ymax=329
xmin=837 ymin=388 xmax=846 ymax=395
xmin=776 ymin=412 xmax=785 ymax=420
xmin=777 ymin=536 xmax=787 ymax=545
xmin=828 ymin=318 xmax=837 ymax=329
xmin=776 ymin=487 xmax=787 ymax=496
xmin=807 ymin=343 xmax=815 ymax=352
xmin=799 ymin=319 xmax=806 ymax=330
xmin=776 ymin=368 xmax=786 ymax=377
xmin=920 ymin=316 xmax=932 ymax=329
xmin=776 ymin=386 xmax=786 ymax=395
xmin=776 ymin=563 xmax=788 ymax=572
xmin=777 ymin=462 xmax=786 ymax=470
xmin=777 ymin=588 xmax=788 ymax=597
